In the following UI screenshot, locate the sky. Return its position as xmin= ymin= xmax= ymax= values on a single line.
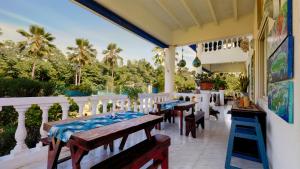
xmin=0 ymin=0 xmax=196 ymax=68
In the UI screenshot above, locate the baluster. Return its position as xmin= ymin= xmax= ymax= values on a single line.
xmin=120 ymin=99 xmax=125 ymax=111
xmin=112 ymin=100 xmax=116 ymax=112
xmin=144 ymin=98 xmax=149 ymax=113
xmin=61 ymin=104 xmax=69 ymax=120
xmin=139 ymin=98 xmax=143 ymax=112
xmin=11 ymin=105 xmax=30 ymax=154
xmin=133 ymin=101 xmax=138 ymax=112
xmin=77 ymin=103 xmax=85 ymax=117
xmin=102 ymin=100 xmax=108 ymax=114
xmin=219 ymin=90 xmax=225 ymax=106
xmin=91 ymin=99 xmax=98 ymax=115
xmin=39 ymin=105 xmax=50 ymax=143
xmin=126 ymin=99 xmax=131 ymax=111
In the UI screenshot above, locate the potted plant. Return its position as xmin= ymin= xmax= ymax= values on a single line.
xmin=213 ymin=75 xmax=227 ymax=90
xmin=195 ymin=73 xmax=214 ymax=90
xmin=64 ymin=84 xmax=93 ymax=96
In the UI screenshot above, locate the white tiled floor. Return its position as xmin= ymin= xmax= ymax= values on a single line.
xmin=21 ymin=106 xmax=263 ymax=169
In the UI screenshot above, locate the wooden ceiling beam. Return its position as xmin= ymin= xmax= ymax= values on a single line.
xmin=155 ymin=0 xmax=186 ymax=30
xmin=206 ymin=0 xmax=218 ymax=24
xmin=179 ymin=0 xmax=201 ymax=27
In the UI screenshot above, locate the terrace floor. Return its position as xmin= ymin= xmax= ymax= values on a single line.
xmin=20 ymin=105 xmax=263 ymax=169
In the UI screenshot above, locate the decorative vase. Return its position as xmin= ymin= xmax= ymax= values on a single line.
xmin=177 ymin=59 xmax=186 ymax=67
xmin=243 ymin=96 xmax=250 ymax=107
xmin=192 ymin=56 xmax=201 ymax=67
xmin=152 ymin=87 xmax=159 ymax=93
xmin=200 ymin=82 xmax=213 ymax=90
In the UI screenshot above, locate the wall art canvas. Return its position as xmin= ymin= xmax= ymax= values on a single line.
xmin=267 ymin=36 xmax=293 ymax=83
xmin=267 ymin=0 xmax=292 ymax=57
xmin=268 ymin=80 xmax=293 ymax=123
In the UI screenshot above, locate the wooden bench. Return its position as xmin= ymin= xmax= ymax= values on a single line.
xmin=149 ymin=111 xmax=162 ymax=130
xmin=185 ymin=111 xmax=205 ymax=138
xmin=91 ymin=134 xmax=171 ymax=169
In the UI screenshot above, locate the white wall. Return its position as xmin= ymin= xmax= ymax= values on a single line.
xmin=257 ymin=0 xmax=300 ymax=169
xmin=201 ymin=47 xmax=248 ymax=64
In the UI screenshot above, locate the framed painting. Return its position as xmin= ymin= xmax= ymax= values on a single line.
xmin=268 ymin=80 xmax=293 ymax=123
xmin=267 ymin=35 xmax=293 ymax=83
xmin=266 ymin=0 xmax=292 ymax=57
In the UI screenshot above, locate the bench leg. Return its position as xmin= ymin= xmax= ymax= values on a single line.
xmin=109 ymin=141 xmax=114 ymax=152
xmin=161 ymin=149 xmax=169 ymax=169
xmin=119 ymin=135 xmax=128 ymax=150
xmin=69 ymin=143 xmax=88 ymax=169
xmin=200 ymin=118 xmax=205 ymax=129
xmin=47 ymin=138 xmax=64 ymax=169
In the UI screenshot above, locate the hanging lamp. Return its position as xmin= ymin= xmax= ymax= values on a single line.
xmin=177 ymin=47 xmax=186 ymax=68
xmin=192 ymin=48 xmax=201 ymax=68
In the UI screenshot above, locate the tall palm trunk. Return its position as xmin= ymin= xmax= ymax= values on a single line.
xmin=78 ymin=67 xmax=82 ymax=85
xmin=75 ymin=68 xmax=78 ymax=85
xmin=111 ymin=63 xmax=114 ymax=92
xmin=31 ymin=60 xmax=37 ymax=79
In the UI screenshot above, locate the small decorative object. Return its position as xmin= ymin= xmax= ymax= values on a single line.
xmin=239 ymin=74 xmax=249 ymax=94
xmin=240 ymin=38 xmax=249 ymax=52
xmin=243 ymin=96 xmax=250 ymax=107
xmin=192 ymin=56 xmax=201 ymax=68
xmin=177 ymin=47 xmax=186 ymax=68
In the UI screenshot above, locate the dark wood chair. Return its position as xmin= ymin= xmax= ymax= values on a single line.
xmin=209 ymin=107 xmax=219 ymax=120
xmin=91 ymin=134 xmax=171 ymax=169
xmin=185 ymin=111 xmax=205 ymax=138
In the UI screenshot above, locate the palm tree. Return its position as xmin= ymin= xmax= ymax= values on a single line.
xmin=17 ymin=25 xmax=55 ymax=79
xmin=152 ymin=47 xmax=165 ymax=66
xmin=102 ymin=43 xmax=123 ymax=80
xmin=67 ymin=38 xmax=96 ymax=85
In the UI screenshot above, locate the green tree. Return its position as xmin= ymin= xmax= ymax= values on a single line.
xmin=67 ymin=39 xmax=97 ymax=85
xmin=17 ymin=25 xmax=56 ymax=79
xmin=152 ymin=47 xmax=165 ymax=66
xmin=102 ymin=43 xmax=123 ymax=89
xmin=0 ymin=28 xmax=3 ymax=46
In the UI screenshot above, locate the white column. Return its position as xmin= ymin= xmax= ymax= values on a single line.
xmin=11 ymin=105 xmax=30 ymax=154
xmin=219 ymin=90 xmax=225 ymax=106
xmin=196 ymin=43 xmax=203 ymax=74
xmin=37 ymin=105 xmax=50 ymax=148
xmin=164 ymin=46 xmax=176 ymax=93
xmin=120 ymin=99 xmax=125 ymax=111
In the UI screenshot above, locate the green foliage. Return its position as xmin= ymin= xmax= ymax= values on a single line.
xmin=122 ymin=86 xmax=143 ymax=101
xmin=67 ymin=83 xmax=95 ymax=96
xmin=194 ymin=73 xmax=214 ymax=83
xmin=213 ymin=74 xmax=227 ymax=90
xmin=0 ymin=78 xmax=56 ymax=97
xmin=239 ymin=74 xmax=249 ymax=93
xmin=0 ymin=125 xmax=16 ymax=156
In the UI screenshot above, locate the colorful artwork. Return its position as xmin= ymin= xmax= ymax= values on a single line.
xmin=267 ymin=36 xmax=293 ymax=83
xmin=268 ymin=81 xmax=293 ymax=123
xmin=267 ymin=0 xmax=292 ymax=57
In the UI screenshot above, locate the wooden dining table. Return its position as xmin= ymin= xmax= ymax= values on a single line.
xmin=173 ymin=101 xmax=197 ymax=135
xmin=43 ymin=113 xmax=163 ymax=169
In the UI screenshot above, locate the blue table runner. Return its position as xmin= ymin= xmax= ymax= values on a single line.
xmin=160 ymin=100 xmax=185 ymax=111
xmin=48 ymin=111 xmax=145 ymax=142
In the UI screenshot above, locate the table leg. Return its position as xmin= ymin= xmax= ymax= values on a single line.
xmin=180 ymin=110 xmax=183 ymax=135
xmin=144 ymin=126 xmax=154 ymax=140
xmin=119 ymin=135 xmax=128 ymax=150
xmin=69 ymin=143 xmax=88 ymax=169
xmin=47 ymin=138 xmax=64 ymax=169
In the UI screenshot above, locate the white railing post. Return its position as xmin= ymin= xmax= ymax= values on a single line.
xmin=11 ymin=105 xmax=30 ymax=154
xmin=201 ymin=91 xmax=211 ymax=119
xmin=219 ymin=90 xmax=225 ymax=106
xmin=39 ymin=106 xmax=50 ymax=138
xmin=78 ymin=103 xmax=85 ymax=117
xmin=139 ymin=98 xmax=143 ymax=112
xmin=102 ymin=100 xmax=108 ymax=113
xmin=61 ymin=104 xmax=69 ymax=120
xmin=112 ymin=100 xmax=116 ymax=112
xmin=120 ymin=99 xmax=125 ymax=111
xmin=91 ymin=99 xmax=99 ymax=115
xmin=133 ymin=101 xmax=138 ymax=112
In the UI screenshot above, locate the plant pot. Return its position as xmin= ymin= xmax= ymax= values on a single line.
xmin=200 ymin=82 xmax=214 ymax=90
xmin=152 ymin=87 xmax=159 ymax=93
xmin=64 ymin=90 xmax=90 ymax=97
xmin=219 ymin=86 xmax=225 ymax=90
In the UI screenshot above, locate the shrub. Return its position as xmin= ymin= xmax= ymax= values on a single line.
xmin=66 ymin=83 xmax=94 ymax=96
xmin=0 ymin=78 xmax=56 ymax=97
xmin=121 ymin=86 xmax=143 ymax=101
xmin=0 ymin=125 xmax=16 ymax=156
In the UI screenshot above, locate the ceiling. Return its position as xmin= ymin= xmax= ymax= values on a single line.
xmin=75 ymin=0 xmax=255 ymax=46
